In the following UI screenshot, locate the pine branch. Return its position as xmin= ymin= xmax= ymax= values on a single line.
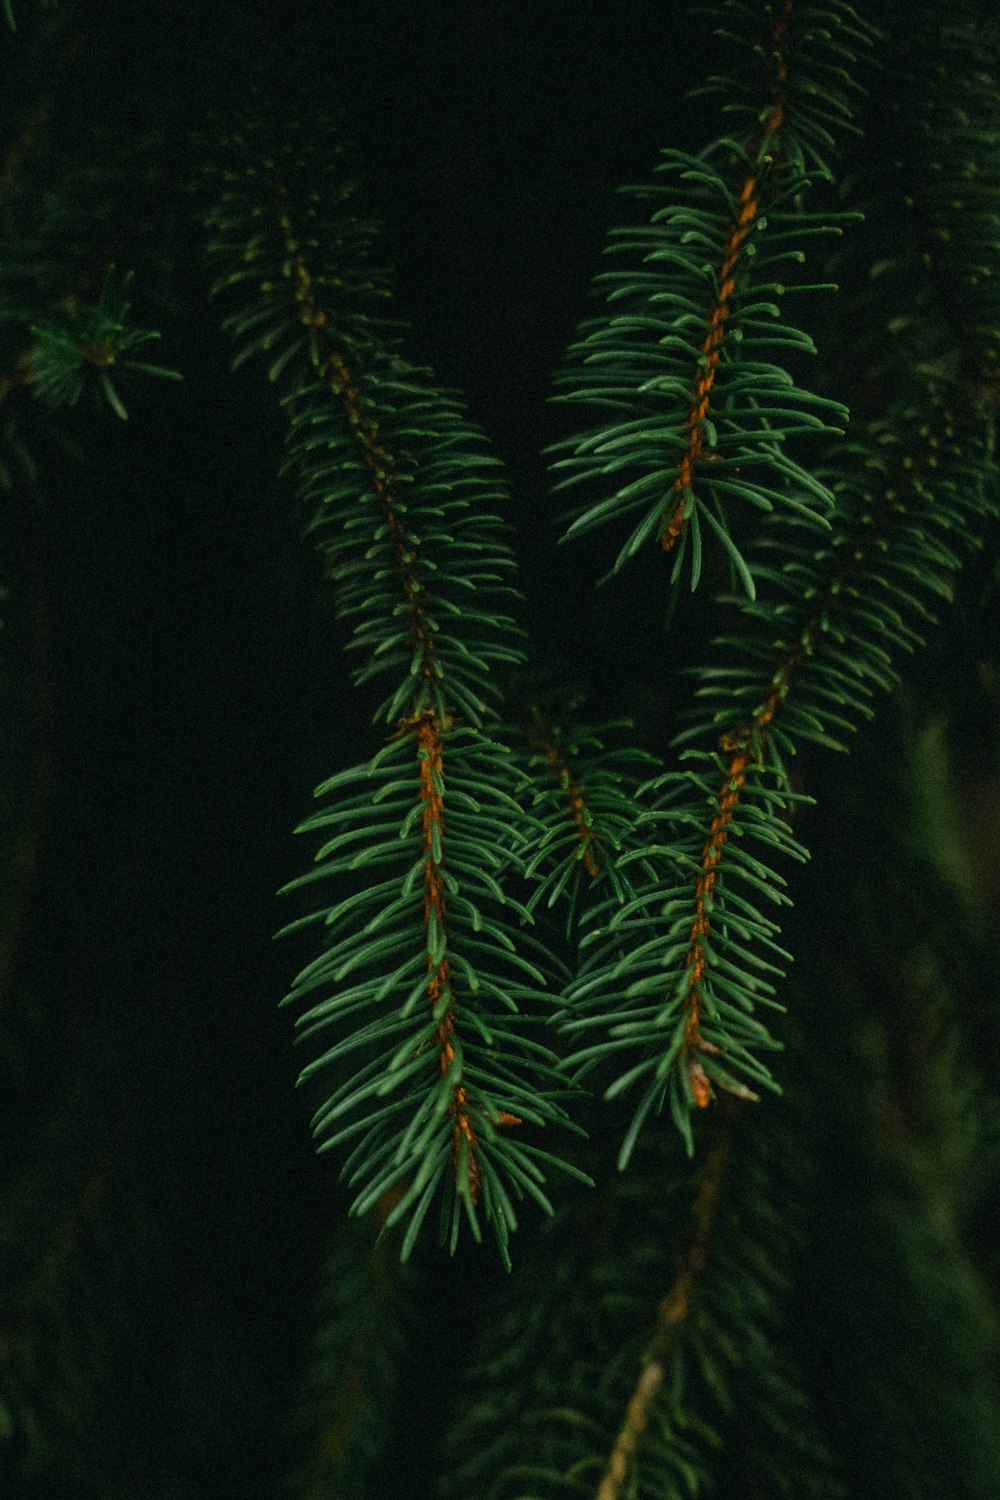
xmin=527 ymin=711 xmax=605 ymax=884
xmin=566 ymin=394 xmax=997 ymax=1160
xmin=783 ymin=713 xmax=1000 ymax=1496
xmin=23 ymin=266 xmax=180 ymax=419
xmin=505 ymin=690 xmax=662 ymax=929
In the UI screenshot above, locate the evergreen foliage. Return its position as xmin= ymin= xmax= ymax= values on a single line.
xmin=1 ymin=0 xmax=999 ymax=1495
xmin=201 ymin=107 xmax=588 ymax=1263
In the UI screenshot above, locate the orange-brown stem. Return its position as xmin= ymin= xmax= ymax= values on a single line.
xmin=270 ymin=176 xmax=481 ymax=1194
xmin=415 ymin=712 xmax=480 ymax=1201
xmin=271 ymin=192 xmax=437 ymax=680
xmin=679 ymin=416 xmax=952 ymax=1102
xmin=661 ymin=0 xmax=794 ymax=551
xmin=681 ymin=740 xmax=752 ymax=1104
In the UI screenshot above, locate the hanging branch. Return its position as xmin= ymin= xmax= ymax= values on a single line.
xmin=559 ymin=0 xmax=1000 ymax=1159
xmin=508 ymin=694 xmax=662 ymax=928
xmin=566 ymin=388 xmax=997 ymax=1159
xmin=548 ymin=0 xmax=874 ymax=595
xmin=201 ymin=107 xmax=587 ymax=1262
xmin=528 ymin=713 xmax=603 ymax=882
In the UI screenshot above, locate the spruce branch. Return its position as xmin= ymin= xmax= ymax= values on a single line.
xmin=561 ymin=0 xmax=1000 ymax=1159
xmin=203 ymin=108 xmax=586 ymax=1260
xmin=507 ymin=693 xmax=662 ymax=929
xmin=0 ymin=0 xmax=998 ymax=1492
xmin=566 ymin=395 xmax=997 ymax=1160
xmin=548 ymin=0 xmax=874 ymax=597
xmin=784 ymin=712 xmax=1000 ymax=1496
xmin=527 ymin=711 xmax=604 ymax=883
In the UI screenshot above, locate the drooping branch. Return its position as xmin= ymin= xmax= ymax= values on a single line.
xmin=550 ymin=0 xmax=871 ymax=593
xmin=207 ymin=110 xmax=582 ymax=1258
xmin=670 ymin=274 xmax=1000 ymax=1110
xmin=267 ymin=163 xmax=486 ymax=1198
xmin=676 ymin=412 xmax=968 ymax=1101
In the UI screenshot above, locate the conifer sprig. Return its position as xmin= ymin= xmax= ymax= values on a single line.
xmin=510 ymin=697 xmax=661 ymax=927
xmin=548 ymin=0 xmax=874 ymax=597
xmin=565 ymin=397 xmax=998 ymax=1161
xmin=559 ymin=0 xmax=1000 ymax=1162
xmin=202 ymin=110 xmax=584 ymax=1261
xmin=594 ymin=1118 xmax=734 ymax=1500
xmin=25 ymin=266 xmax=180 ymax=419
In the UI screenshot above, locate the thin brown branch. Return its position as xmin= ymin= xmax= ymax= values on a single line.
xmin=678 ymin=404 xmax=971 ymax=1101
xmin=596 ymin=1116 xmax=736 ymax=1500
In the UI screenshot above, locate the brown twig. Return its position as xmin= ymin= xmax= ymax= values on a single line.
xmin=596 ymin=1115 xmax=736 ymax=1500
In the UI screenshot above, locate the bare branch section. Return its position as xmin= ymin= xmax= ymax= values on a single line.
xmin=596 ymin=1117 xmax=735 ymax=1500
